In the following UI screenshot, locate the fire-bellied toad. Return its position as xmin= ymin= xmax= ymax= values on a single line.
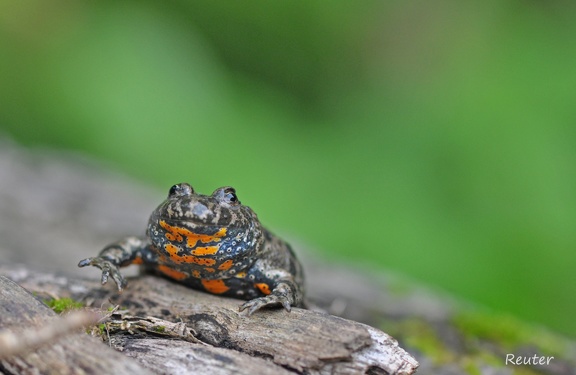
xmin=78 ymin=183 xmax=305 ymax=315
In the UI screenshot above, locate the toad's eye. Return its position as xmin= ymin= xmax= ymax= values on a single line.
xmin=168 ymin=185 xmax=178 ymax=196
xmin=224 ymin=188 xmax=239 ymax=204
xmin=168 ymin=183 xmax=193 ymax=198
xmin=213 ymin=186 xmax=240 ymax=205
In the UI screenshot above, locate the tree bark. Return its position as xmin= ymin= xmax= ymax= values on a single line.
xmin=0 ymin=276 xmax=154 ymax=375
xmin=0 ymin=271 xmax=418 ymax=374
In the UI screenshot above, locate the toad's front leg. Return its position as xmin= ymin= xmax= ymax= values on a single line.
xmin=78 ymin=236 xmax=152 ymax=291
xmin=238 ymin=266 xmax=304 ymax=316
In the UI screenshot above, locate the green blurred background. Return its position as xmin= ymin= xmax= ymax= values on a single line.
xmin=1 ymin=1 xmax=575 ymax=336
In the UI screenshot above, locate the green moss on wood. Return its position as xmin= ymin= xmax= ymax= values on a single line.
xmin=153 ymin=325 xmax=166 ymax=333
xmin=392 ymin=318 xmax=455 ymax=365
xmin=44 ymin=297 xmax=84 ymax=314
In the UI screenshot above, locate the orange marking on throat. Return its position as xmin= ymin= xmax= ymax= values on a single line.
xmin=163 ymin=244 xmax=216 ymax=266
xmin=191 ymin=246 xmax=219 ymax=256
xmin=218 ymin=259 xmax=234 ymax=271
xmin=157 ymin=265 xmax=188 ymax=281
xmin=201 ymin=279 xmax=229 ymax=294
xmin=159 ymin=221 xmax=227 ymax=248
xmin=255 ymin=283 xmax=271 ymax=295
xmin=165 ymin=243 xmax=179 ymax=253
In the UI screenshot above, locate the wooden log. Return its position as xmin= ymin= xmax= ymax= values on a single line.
xmin=0 ymin=270 xmax=419 ymax=374
xmin=0 ymin=276 xmax=153 ymax=375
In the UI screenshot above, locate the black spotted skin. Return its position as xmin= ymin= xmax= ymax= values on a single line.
xmin=78 ymin=183 xmax=305 ymax=315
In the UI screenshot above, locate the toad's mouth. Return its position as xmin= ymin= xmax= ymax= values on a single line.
xmin=160 ymin=216 xmax=224 ymax=228
xmin=156 ymin=217 xmax=250 ymax=232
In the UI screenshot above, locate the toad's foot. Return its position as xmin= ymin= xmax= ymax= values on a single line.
xmin=78 ymin=257 xmax=126 ymax=292
xmin=238 ymin=283 xmax=294 ymax=316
